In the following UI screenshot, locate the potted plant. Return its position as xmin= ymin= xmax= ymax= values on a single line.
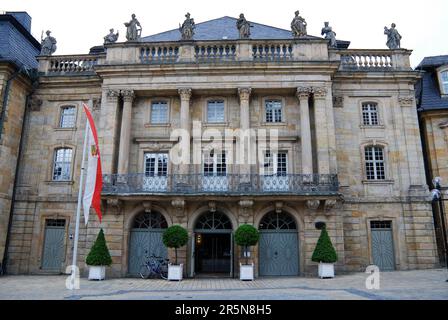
xmin=86 ymin=229 xmax=112 ymax=280
xmin=311 ymin=225 xmax=338 ymax=278
xmin=162 ymin=225 xmax=188 ymax=281
xmin=235 ymin=224 xmax=260 ymax=281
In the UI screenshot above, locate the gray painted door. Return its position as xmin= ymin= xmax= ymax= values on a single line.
xmin=259 ymin=231 xmax=299 ymax=276
xmin=41 ymin=225 xmax=66 ymax=271
xmin=371 ymin=227 xmax=395 ymax=271
xmin=128 ymin=229 xmax=167 ymax=275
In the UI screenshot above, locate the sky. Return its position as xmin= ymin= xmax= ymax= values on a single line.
xmin=2 ymin=0 xmax=447 ymax=67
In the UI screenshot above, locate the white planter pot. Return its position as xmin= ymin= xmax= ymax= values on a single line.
xmin=318 ymin=263 xmax=335 ymax=279
xmin=88 ymin=266 xmax=106 ymax=280
xmin=168 ymin=264 xmax=183 ymax=281
xmin=240 ymin=263 xmax=254 ymax=281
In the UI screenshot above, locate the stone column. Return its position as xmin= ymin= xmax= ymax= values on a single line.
xmin=313 ymin=86 xmax=330 ymax=175
xmin=238 ymin=88 xmax=252 ymax=182
xmin=178 ymin=88 xmax=192 ymax=175
xmin=117 ymin=90 xmax=134 ymax=175
xmin=100 ymin=89 xmax=120 ymax=174
xmin=296 ymin=87 xmax=313 ymax=175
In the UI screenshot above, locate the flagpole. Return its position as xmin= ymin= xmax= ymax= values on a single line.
xmin=70 ymin=100 xmax=91 ymax=289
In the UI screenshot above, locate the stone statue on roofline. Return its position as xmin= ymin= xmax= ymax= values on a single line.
xmin=384 ymin=23 xmax=402 ymax=49
xmin=291 ymin=10 xmax=307 ymax=38
xmin=321 ymin=22 xmax=337 ymax=48
xmin=236 ymin=13 xmax=251 ymax=39
xmin=124 ymin=14 xmax=142 ymax=42
xmin=179 ymin=12 xmax=195 ymax=41
xmin=104 ymin=28 xmax=119 ymax=44
xmin=40 ymin=30 xmax=57 ymax=56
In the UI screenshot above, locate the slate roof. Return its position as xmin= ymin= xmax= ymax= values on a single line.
xmin=415 ymin=55 xmax=448 ymax=112
xmin=141 ymin=16 xmax=319 ymax=42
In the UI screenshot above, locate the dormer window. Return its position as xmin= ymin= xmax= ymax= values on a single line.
xmin=441 ymin=71 xmax=448 ymax=94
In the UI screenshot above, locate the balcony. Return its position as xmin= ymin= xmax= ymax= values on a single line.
xmin=37 ymin=40 xmax=413 ymax=75
xmin=102 ymin=173 xmax=339 ymax=196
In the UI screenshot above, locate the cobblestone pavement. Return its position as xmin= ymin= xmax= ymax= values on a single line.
xmin=0 ymin=269 xmax=447 ymax=300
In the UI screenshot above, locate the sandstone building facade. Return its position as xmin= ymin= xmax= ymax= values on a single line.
xmin=4 ymin=16 xmax=440 ymax=277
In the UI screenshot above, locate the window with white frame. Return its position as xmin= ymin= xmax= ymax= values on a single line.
xmin=362 ymin=103 xmax=379 ymax=126
xmin=265 ymin=100 xmax=283 ymax=123
xmin=263 ymin=151 xmax=288 ymax=176
xmin=441 ymin=71 xmax=448 ymax=94
xmin=52 ymin=148 xmax=73 ymax=181
xmin=59 ymin=106 xmax=76 ymax=128
xmin=144 ymin=153 xmax=168 ymax=177
xmin=150 ymin=101 xmax=168 ymax=124
xmin=365 ymin=146 xmax=386 ymax=180
xmin=207 ymin=100 xmax=225 ymax=123
xmin=203 ymin=150 xmax=227 ymax=176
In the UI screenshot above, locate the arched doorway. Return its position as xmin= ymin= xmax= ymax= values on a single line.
xmin=258 ymin=211 xmax=299 ymax=276
xmin=193 ymin=211 xmax=233 ymax=277
xmin=128 ymin=211 xmax=168 ymax=276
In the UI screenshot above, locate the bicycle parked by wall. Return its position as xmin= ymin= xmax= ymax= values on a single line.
xmin=139 ymin=252 xmax=169 ymax=279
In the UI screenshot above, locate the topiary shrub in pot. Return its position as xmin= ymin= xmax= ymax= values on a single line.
xmin=235 ymin=224 xmax=260 ymax=281
xmin=162 ymin=225 xmax=188 ymax=281
xmin=311 ymin=226 xmax=338 ymax=278
xmin=86 ymin=229 xmax=112 ymax=280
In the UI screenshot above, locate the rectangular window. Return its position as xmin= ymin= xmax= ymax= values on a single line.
xmin=203 ymin=150 xmax=227 ymax=176
xmin=150 ymin=101 xmax=168 ymax=124
xmin=362 ymin=103 xmax=379 ymax=126
xmin=365 ymin=146 xmax=386 ymax=180
xmin=265 ymin=100 xmax=283 ymax=123
xmin=263 ymin=151 xmax=288 ymax=176
xmin=53 ymin=148 xmax=72 ymax=181
xmin=46 ymin=219 xmax=66 ymax=227
xmin=441 ymin=71 xmax=448 ymax=94
xmin=59 ymin=106 xmax=76 ymax=128
xmin=207 ymin=100 xmax=225 ymax=123
xmin=144 ymin=153 xmax=168 ymax=177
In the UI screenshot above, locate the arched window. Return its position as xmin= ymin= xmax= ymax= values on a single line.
xmin=362 ymin=102 xmax=379 ymax=126
xmin=132 ymin=211 xmax=168 ymax=229
xmin=195 ymin=212 xmax=232 ymax=230
xmin=59 ymin=106 xmax=76 ymax=128
xmin=365 ymin=146 xmax=386 ymax=180
xmin=52 ymin=148 xmax=73 ymax=181
xmin=259 ymin=212 xmax=297 ymax=230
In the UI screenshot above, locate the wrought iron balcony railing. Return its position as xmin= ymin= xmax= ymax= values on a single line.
xmin=102 ymin=173 xmax=339 ymax=196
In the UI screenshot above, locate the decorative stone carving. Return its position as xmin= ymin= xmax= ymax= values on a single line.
xmin=142 ymin=201 xmax=152 ymax=213
xmin=306 ymin=200 xmax=320 ymax=210
xmin=296 ymin=87 xmax=312 ymax=100
xmin=106 ymin=198 xmax=122 ymax=214
xmin=124 ymin=14 xmax=142 ymax=42
xmin=236 ymin=14 xmax=251 ymax=39
xmin=312 ymin=87 xmax=328 ymax=99
xmin=171 ymin=199 xmax=186 ymax=217
xmin=398 ymin=96 xmax=414 ymax=107
xmin=121 ymin=90 xmax=135 ymax=103
xmin=178 ymin=88 xmax=192 ymax=101
xmin=179 ymin=12 xmax=195 ymax=41
xmin=384 ymin=23 xmax=401 ymax=50
xmin=92 ymin=98 xmax=101 ymax=111
xmin=28 ymin=97 xmax=43 ymax=111
xmin=106 ymin=89 xmax=120 ymax=102
xmin=239 ymin=200 xmax=254 ymax=217
xmin=208 ymin=201 xmax=217 ymax=213
xmin=291 ymin=10 xmax=307 ymax=38
xmin=238 ymin=87 xmax=252 ymax=102
xmin=104 ymin=28 xmax=119 ymax=44
xmin=333 ymin=96 xmax=344 ymax=108
xmin=275 ymin=202 xmax=283 ymax=214
xmin=321 ymin=22 xmax=337 ymax=48
xmin=324 ymin=199 xmax=338 ymax=211
xmin=439 ymin=121 xmax=448 ymax=129
xmin=40 ymin=30 xmax=57 ymax=56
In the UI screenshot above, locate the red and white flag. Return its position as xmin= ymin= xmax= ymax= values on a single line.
xmin=82 ymin=103 xmax=103 ymax=224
